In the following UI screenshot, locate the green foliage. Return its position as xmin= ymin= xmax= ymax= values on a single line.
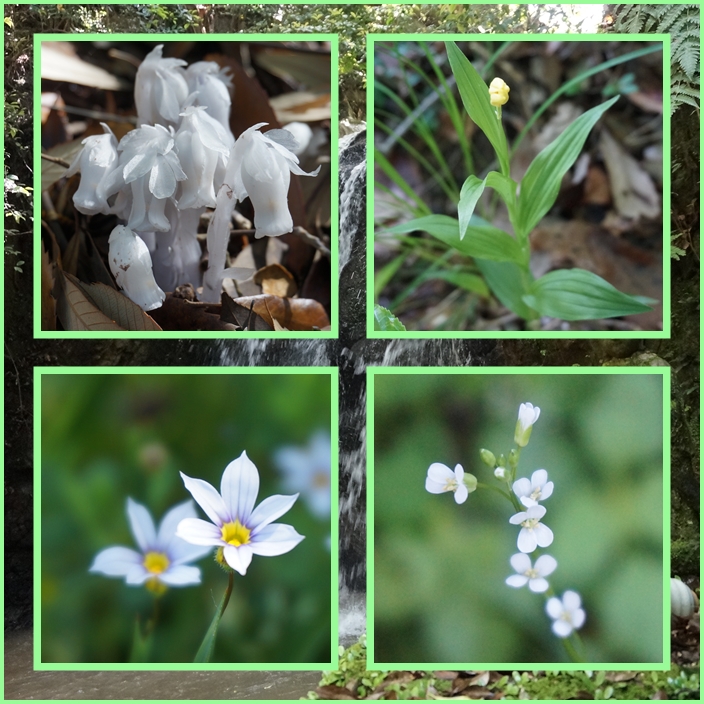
xmin=373 ymin=305 xmax=407 ymax=332
xmin=611 ymin=4 xmax=700 ymax=114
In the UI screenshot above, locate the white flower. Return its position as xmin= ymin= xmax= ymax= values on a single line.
xmin=509 ymin=504 xmax=554 ymax=553
xmin=425 ymin=462 xmax=476 ymax=504
xmin=513 ymin=469 xmax=554 ymax=508
xmin=505 ymin=553 xmax=557 ymax=593
xmin=546 ymin=590 xmax=586 ymax=637
xmin=175 ymin=105 xmax=234 ymax=210
xmin=515 ymin=402 xmax=540 ymax=447
xmin=273 ymin=431 xmax=331 ymax=519
xmin=230 ymin=123 xmax=320 ymax=238
xmin=176 ymin=451 xmax=305 ymax=576
xmin=494 ymin=466 xmax=507 ymax=480
xmin=135 ymin=44 xmax=189 ymax=127
xmin=109 ymin=225 xmax=166 ymax=311
xmin=89 ymin=498 xmax=211 ymax=593
xmin=65 ymin=122 xmax=119 ymax=215
xmin=185 ymin=61 xmax=233 ymax=130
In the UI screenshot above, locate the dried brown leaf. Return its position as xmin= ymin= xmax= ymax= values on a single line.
xmin=54 ymin=270 xmax=124 ymax=331
xmin=233 ymin=294 xmax=329 ymax=330
xmin=253 ymin=263 xmax=297 ymax=297
xmin=80 ymin=282 xmax=162 ymax=331
xmin=315 ymin=684 xmax=358 ymax=700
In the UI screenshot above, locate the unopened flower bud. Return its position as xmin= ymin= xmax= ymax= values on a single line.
xmin=489 ymin=77 xmax=510 ymax=107
xmin=480 ymin=448 xmax=496 ymax=468
xmin=508 ymin=449 xmax=520 ymax=468
xmin=515 ymin=402 xmax=540 ymax=447
xmin=494 ymin=466 xmax=507 ymax=480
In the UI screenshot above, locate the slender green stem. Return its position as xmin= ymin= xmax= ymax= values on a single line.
xmin=476 ymin=481 xmax=511 ymax=502
xmin=562 ymin=634 xmax=585 ymax=663
xmin=194 ymin=571 xmax=234 ymax=663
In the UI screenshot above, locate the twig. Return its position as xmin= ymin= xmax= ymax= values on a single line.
xmin=230 ymin=227 xmax=331 ymax=259
xmin=41 ymin=153 xmax=71 ymax=168
xmin=44 ymin=103 xmax=138 ymax=124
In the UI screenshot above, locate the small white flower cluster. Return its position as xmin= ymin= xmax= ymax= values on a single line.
xmin=90 ymin=451 xmax=305 ymax=589
xmin=424 ymin=401 xmax=586 ymax=644
xmin=504 ymin=405 xmax=585 ymax=639
xmin=66 ymin=44 xmax=320 ymax=311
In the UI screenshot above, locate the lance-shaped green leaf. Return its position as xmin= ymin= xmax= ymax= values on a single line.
xmin=374 ymin=304 xmax=407 ymax=332
xmin=475 ymin=258 xmax=535 ymax=320
xmin=446 ymin=42 xmax=510 ymax=175
xmin=458 ymin=175 xmax=486 ymax=240
xmin=194 ymin=574 xmax=233 ymax=663
xmin=384 ymin=215 xmax=523 ymax=265
xmin=516 ymin=96 xmax=619 ymax=237
xmin=485 ymin=171 xmax=517 ymax=211
xmin=522 ymin=268 xmax=655 ymax=321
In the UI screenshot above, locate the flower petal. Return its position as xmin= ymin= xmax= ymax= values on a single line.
xmin=534 ymin=554 xmax=557 ymax=577
xmin=509 ymin=552 xmax=531 ymax=573
xmin=512 ymin=477 xmax=531 ymax=498
xmin=249 ymin=493 xmax=299 ymax=533
xmin=546 ymin=596 xmax=563 ymax=620
xmin=506 ymin=574 xmax=529 ymax=588
xmin=157 ymin=499 xmax=198 ymax=549
xmin=552 ymin=620 xmax=573 ymax=638
xmin=563 ymin=590 xmax=582 ymax=611
xmin=540 ymin=482 xmax=554 ymax=501
xmin=223 ymin=544 xmax=253 ymax=575
xmin=528 ymin=577 xmax=549 ymax=593
xmin=221 ymin=451 xmax=260 ymax=524
xmin=531 ymin=469 xmax=548 ymax=488
xmin=509 ymin=511 xmax=528 ymax=525
xmin=249 ymin=523 xmax=305 ymax=556
xmin=159 ymin=564 xmax=202 ymax=586
xmin=89 ymin=546 xmax=143 ymax=577
xmin=454 ymin=483 xmax=468 ymax=504
xmin=126 ymin=498 xmax=157 ymax=552
xmin=180 ymin=472 xmax=229 ymax=525
xmin=176 ymin=517 xmax=223 ymax=546
xmin=534 ymin=523 xmax=554 ymax=548
xmin=517 ymin=528 xmax=538 ymax=553
xmin=572 ymin=609 xmax=586 ymax=629
xmin=427 ymin=462 xmax=454 ymax=483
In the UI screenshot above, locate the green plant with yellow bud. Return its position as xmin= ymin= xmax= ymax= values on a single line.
xmin=376 ymin=41 xmax=662 ymax=328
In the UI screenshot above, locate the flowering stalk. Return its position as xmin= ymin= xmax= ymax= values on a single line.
xmin=425 ymin=402 xmax=586 ymax=662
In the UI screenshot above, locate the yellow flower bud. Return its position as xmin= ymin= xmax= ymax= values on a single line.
xmin=489 ymin=77 xmax=510 ymax=107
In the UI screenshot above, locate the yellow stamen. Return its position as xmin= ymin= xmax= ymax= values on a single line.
xmin=221 ymin=519 xmax=251 ymax=547
xmin=143 ymin=551 xmax=170 ymax=574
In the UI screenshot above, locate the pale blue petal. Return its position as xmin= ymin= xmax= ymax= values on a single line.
xmin=179 ymin=472 xmax=229 ymax=525
xmin=221 ymin=451 xmax=259 ymax=524
xmin=126 ymin=498 xmax=157 ymax=552
xmin=249 ymin=523 xmax=304 ymax=556
xmin=160 ymin=565 xmax=202 ymax=586
xmin=175 ymin=517 xmax=222 ymax=546
xmin=89 ymin=546 xmax=142 ymax=577
xmin=249 ymin=493 xmax=299 ymax=533
xmin=223 ymin=544 xmax=253 ymax=575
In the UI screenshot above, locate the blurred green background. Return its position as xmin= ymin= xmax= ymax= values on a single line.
xmin=372 ymin=372 xmax=665 ymax=665
xmin=40 ymin=372 xmax=332 ymax=664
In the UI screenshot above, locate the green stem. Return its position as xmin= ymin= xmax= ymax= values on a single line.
xmin=476 ymin=481 xmax=511 ymax=502
xmin=562 ymin=633 xmax=585 ymax=663
xmin=194 ymin=570 xmax=234 ymax=663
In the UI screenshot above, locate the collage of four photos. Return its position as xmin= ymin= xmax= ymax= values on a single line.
xmin=4 ymin=2 xmax=699 ymax=701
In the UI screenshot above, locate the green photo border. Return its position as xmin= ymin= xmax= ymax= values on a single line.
xmin=367 ymin=366 xmax=671 ymax=670
xmin=367 ymin=34 xmax=671 ymax=340
xmin=33 ymin=33 xmax=340 ymax=340
xmin=33 ymin=365 xmax=339 ymax=670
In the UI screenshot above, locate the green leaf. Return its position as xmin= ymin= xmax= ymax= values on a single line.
xmin=516 ymin=96 xmax=619 ymax=236
xmin=475 ymin=258 xmax=535 ymax=320
xmin=422 ymin=269 xmax=490 ymax=297
xmin=374 ymin=305 xmax=407 ymax=331
xmin=522 ymin=268 xmax=654 ymax=321
xmin=458 ymin=175 xmax=485 ymax=240
xmin=485 ymin=171 xmax=517 ymax=211
xmin=194 ymin=576 xmax=232 ymax=663
xmin=446 ymin=42 xmax=510 ymax=175
xmin=383 ymin=215 xmax=523 ymax=265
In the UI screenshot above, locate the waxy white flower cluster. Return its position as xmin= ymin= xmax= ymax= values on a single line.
xmin=67 ymin=44 xmax=320 ymax=311
xmin=424 ymin=402 xmax=586 ymax=643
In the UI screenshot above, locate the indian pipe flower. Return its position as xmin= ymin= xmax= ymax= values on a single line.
xmin=185 ymin=61 xmax=233 ymax=131
xmin=109 ymin=225 xmax=166 ymax=311
xmin=135 ymin=44 xmax=189 ymax=127
xmin=230 ymin=123 xmax=321 ymax=238
xmin=65 ymin=122 xmax=120 ymax=216
xmin=175 ymin=105 xmax=234 ymax=210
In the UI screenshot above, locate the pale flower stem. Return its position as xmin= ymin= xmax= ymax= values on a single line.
xmin=562 ymin=634 xmax=584 ymax=663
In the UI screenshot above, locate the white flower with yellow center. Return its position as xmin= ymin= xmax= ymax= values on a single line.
xmin=89 ymin=498 xmax=211 ymax=594
xmin=509 ymin=504 xmax=554 ymax=553
xmin=425 ymin=462 xmax=477 ymax=504
xmin=546 ymin=590 xmax=586 ymax=637
xmin=513 ymin=469 xmax=554 ymax=508
xmin=505 ymin=553 xmax=557 ymax=593
xmin=176 ymin=451 xmax=304 ymax=576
